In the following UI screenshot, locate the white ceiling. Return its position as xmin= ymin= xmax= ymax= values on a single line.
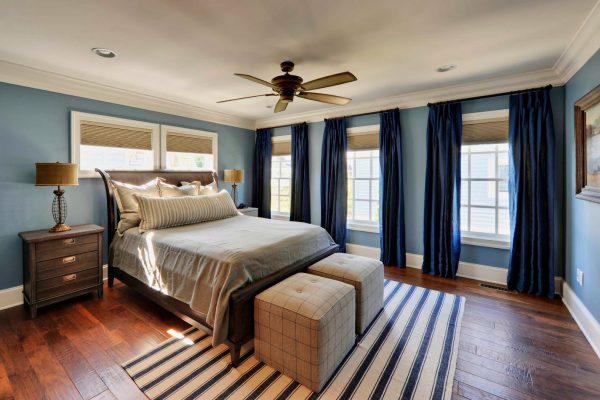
xmin=0 ymin=0 xmax=598 ymax=123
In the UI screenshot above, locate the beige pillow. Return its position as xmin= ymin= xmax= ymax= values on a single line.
xmin=111 ymin=178 xmax=161 ymax=234
xmin=181 ymin=180 xmax=218 ymax=196
xmin=136 ymin=190 xmax=239 ymax=232
xmin=158 ymin=181 xmax=197 ymax=197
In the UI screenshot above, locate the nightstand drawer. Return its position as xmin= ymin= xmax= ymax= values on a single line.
xmin=36 ymin=251 xmax=99 ymax=281
xmin=37 ymin=268 xmax=100 ymax=301
xmin=36 ymin=234 xmax=98 ymax=261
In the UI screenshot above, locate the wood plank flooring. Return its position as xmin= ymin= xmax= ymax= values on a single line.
xmin=0 ymin=267 xmax=599 ymax=399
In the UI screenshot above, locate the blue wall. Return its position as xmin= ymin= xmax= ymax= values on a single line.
xmin=273 ymin=87 xmax=565 ymax=272
xmin=0 ymin=82 xmax=254 ymax=290
xmin=565 ymin=49 xmax=600 ymax=321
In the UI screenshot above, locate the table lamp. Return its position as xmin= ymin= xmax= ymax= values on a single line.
xmin=223 ymin=169 xmax=243 ymax=208
xmin=35 ymin=162 xmax=79 ymax=232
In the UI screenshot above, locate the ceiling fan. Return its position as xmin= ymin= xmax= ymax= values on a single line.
xmin=217 ymin=61 xmax=357 ymax=113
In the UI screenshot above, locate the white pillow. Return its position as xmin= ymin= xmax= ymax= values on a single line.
xmin=181 ymin=180 xmax=218 ymax=196
xmin=111 ymin=178 xmax=161 ymax=234
xmin=158 ymin=181 xmax=197 ymax=197
xmin=136 ymin=190 xmax=239 ymax=232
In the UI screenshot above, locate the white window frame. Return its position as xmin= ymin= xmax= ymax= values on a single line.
xmin=460 ymin=110 xmax=510 ymax=249
xmin=160 ymin=125 xmax=218 ymax=171
xmin=71 ymin=111 xmax=219 ymax=178
xmin=347 ymin=124 xmax=380 ymax=234
xmin=271 ymin=135 xmax=291 ymax=220
xmin=71 ymin=111 xmax=160 ymax=178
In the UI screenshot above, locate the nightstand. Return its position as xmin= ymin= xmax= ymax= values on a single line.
xmin=19 ymin=224 xmax=104 ymax=318
xmin=238 ymin=207 xmax=259 ymax=217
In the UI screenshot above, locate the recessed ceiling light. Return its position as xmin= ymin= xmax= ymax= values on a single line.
xmin=437 ymin=64 xmax=457 ymax=72
xmin=266 ymin=105 xmax=273 ymax=109
xmin=91 ymin=47 xmax=117 ymax=58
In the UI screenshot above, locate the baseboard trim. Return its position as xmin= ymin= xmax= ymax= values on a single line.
xmin=0 ymin=264 xmax=109 ymax=310
xmin=346 ymin=243 xmax=564 ymax=294
xmin=562 ymin=282 xmax=600 ymax=359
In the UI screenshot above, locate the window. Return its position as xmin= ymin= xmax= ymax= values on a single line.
xmin=161 ymin=125 xmax=217 ymax=171
xmin=461 ymin=111 xmax=510 ymax=248
xmin=271 ymin=135 xmax=291 ymax=218
xmin=71 ymin=112 xmax=217 ymax=177
xmin=347 ymin=125 xmax=380 ymax=233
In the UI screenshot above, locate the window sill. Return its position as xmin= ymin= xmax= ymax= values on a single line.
xmin=271 ymin=212 xmax=290 ymax=221
xmin=461 ymin=234 xmax=510 ymax=250
xmin=347 ymin=222 xmax=379 ymax=234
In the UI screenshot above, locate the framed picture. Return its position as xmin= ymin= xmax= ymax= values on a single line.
xmin=575 ymin=84 xmax=600 ymax=203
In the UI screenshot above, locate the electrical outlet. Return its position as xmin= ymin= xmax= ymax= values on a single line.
xmin=576 ymin=268 xmax=584 ymax=286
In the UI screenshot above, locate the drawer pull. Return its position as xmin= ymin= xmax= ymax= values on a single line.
xmin=62 ymin=274 xmax=77 ymax=282
xmin=63 ymin=238 xmax=76 ymax=245
xmin=62 ymin=256 xmax=76 ymax=264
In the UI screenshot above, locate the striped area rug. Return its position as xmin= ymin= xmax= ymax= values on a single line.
xmin=122 ymin=280 xmax=465 ymax=400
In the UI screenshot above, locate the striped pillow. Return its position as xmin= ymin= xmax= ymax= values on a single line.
xmin=135 ymin=190 xmax=239 ymax=232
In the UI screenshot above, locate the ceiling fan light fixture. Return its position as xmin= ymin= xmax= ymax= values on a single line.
xmin=91 ymin=47 xmax=117 ymax=58
xmin=437 ymin=64 xmax=457 ymax=72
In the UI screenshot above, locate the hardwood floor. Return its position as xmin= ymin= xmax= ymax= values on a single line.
xmin=0 ymin=267 xmax=599 ymax=399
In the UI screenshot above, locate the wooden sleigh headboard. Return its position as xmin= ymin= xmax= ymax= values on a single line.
xmin=95 ymin=169 xmax=218 ymax=244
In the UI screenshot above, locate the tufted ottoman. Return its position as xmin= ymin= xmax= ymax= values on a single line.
xmin=308 ymin=252 xmax=384 ymax=335
xmin=254 ymin=272 xmax=355 ymax=392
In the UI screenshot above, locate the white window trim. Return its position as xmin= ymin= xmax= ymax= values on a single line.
xmin=348 ymin=221 xmax=379 ymax=233
xmin=461 ymin=232 xmax=510 ymax=250
xmin=271 ymin=211 xmax=290 ymax=220
xmin=71 ymin=111 xmax=160 ymax=178
xmin=160 ymin=125 xmax=218 ymax=171
xmin=346 ymin=125 xmax=381 ymax=234
xmin=460 ymin=109 xmax=510 ymax=248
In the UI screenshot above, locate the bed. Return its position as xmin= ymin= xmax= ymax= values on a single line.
xmin=96 ymin=169 xmax=339 ymax=366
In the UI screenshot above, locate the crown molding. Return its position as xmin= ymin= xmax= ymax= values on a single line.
xmin=0 ymin=60 xmax=255 ymax=130
xmin=554 ymin=0 xmax=600 ymax=83
xmin=255 ymin=68 xmax=562 ymax=128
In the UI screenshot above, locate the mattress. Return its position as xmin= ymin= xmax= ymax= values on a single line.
xmin=109 ymin=215 xmax=335 ymax=345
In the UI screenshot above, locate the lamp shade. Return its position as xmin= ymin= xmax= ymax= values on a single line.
xmin=35 ymin=162 xmax=79 ymax=186
xmin=223 ymin=169 xmax=244 ymax=183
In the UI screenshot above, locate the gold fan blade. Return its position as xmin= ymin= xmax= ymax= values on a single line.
xmin=297 ymin=92 xmax=351 ymax=105
xmin=235 ymin=73 xmax=279 ymax=90
xmin=301 ymin=72 xmax=357 ymax=91
xmin=217 ymin=93 xmax=277 ymax=103
xmin=274 ymin=99 xmax=288 ymax=113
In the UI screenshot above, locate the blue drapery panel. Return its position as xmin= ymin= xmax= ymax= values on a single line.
xmin=252 ymin=128 xmax=272 ymax=218
xmin=321 ymin=118 xmax=348 ymax=252
xmin=379 ymin=109 xmax=406 ymax=267
xmin=290 ymin=123 xmax=311 ymax=223
xmin=422 ymin=103 xmax=462 ymax=278
xmin=507 ymin=88 xmax=555 ymax=298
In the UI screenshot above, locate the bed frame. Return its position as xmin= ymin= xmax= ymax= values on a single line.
xmin=96 ymin=168 xmax=339 ymax=366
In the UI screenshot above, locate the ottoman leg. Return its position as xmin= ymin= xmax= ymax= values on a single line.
xmin=229 ymin=342 xmax=241 ymax=367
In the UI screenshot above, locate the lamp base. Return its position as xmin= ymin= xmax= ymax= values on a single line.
xmin=49 ymin=223 xmax=71 ymax=233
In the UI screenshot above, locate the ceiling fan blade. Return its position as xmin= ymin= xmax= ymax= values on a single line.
xmin=234 ymin=73 xmax=278 ymax=90
xmin=274 ymin=99 xmax=288 ymax=113
xmin=298 ymin=92 xmax=351 ymax=105
xmin=301 ymin=72 xmax=357 ymax=91
xmin=217 ymin=93 xmax=277 ymax=103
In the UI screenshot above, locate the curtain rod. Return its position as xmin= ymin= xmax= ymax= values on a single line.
xmin=259 ymin=84 xmax=553 ymax=130
xmin=427 ymin=84 xmax=552 ymax=107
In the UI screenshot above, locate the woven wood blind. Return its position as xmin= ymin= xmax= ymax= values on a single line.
xmin=166 ymin=132 xmax=213 ymax=154
xmin=348 ymin=131 xmax=379 ymax=150
xmin=80 ymin=121 xmax=152 ymax=150
xmin=463 ymin=118 xmax=508 ymax=145
xmin=272 ymin=139 xmax=291 ymax=156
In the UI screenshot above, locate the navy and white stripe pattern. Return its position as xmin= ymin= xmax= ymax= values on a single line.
xmin=123 ymin=280 xmax=464 ymax=400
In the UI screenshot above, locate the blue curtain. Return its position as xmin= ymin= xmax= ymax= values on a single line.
xmin=321 ymin=118 xmax=347 ymax=252
xmin=379 ymin=109 xmax=406 ymax=267
xmin=252 ymin=128 xmax=272 ymax=218
xmin=422 ymin=103 xmax=462 ymax=278
xmin=290 ymin=123 xmax=311 ymax=223
xmin=507 ymin=88 xmax=555 ymax=298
